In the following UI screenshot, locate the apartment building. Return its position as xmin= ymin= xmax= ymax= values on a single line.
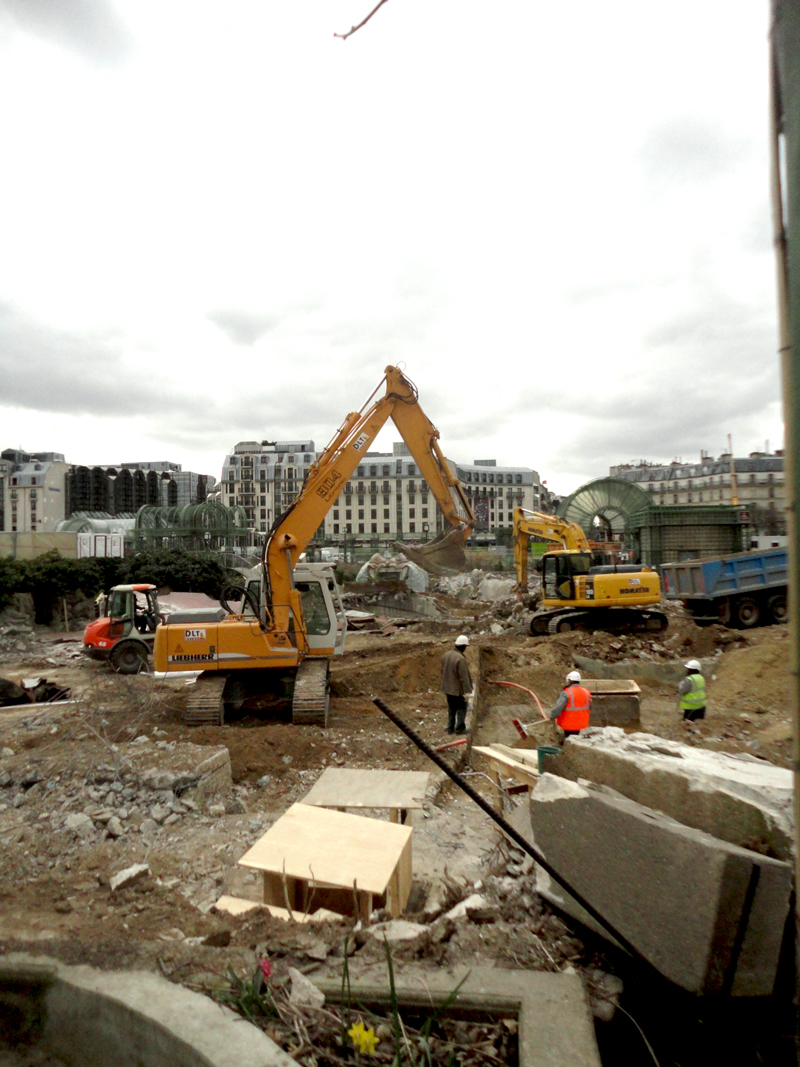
xmin=220 ymin=441 xmax=316 ymax=538
xmin=610 ymin=452 xmax=786 ymax=532
xmin=220 ymin=439 xmax=543 ymax=543
xmin=0 ymin=450 xmax=70 ymax=533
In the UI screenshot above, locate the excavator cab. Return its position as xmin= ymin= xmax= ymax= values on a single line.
xmin=542 ymin=552 xmax=592 ymax=600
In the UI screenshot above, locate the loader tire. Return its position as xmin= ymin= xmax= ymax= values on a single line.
xmin=110 ymin=642 xmax=148 ymax=675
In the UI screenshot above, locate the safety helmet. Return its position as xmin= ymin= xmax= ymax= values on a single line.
xmin=566 ymin=670 xmax=581 ymax=683
xmin=685 ymin=659 xmax=701 ymax=671
xmin=455 ymin=635 xmax=469 ymax=647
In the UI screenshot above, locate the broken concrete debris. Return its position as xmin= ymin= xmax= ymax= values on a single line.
xmin=529 ymin=773 xmax=791 ymax=995
xmin=542 ymin=726 xmax=793 ymax=859
xmin=110 ymin=862 xmax=151 ymax=892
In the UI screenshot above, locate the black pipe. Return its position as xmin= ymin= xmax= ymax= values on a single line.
xmin=372 ymin=695 xmax=648 ymax=965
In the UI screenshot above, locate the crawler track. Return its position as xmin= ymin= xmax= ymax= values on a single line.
xmin=183 ymin=673 xmax=227 ymax=726
xmin=291 ymin=658 xmax=329 ymax=726
xmin=531 ymin=608 xmax=668 ymax=636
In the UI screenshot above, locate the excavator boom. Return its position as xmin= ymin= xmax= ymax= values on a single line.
xmin=264 ymin=366 xmax=474 ymax=636
xmin=512 ymin=506 xmax=666 ymax=636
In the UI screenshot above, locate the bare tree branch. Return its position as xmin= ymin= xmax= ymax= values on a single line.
xmin=334 ymin=0 xmax=390 ymax=41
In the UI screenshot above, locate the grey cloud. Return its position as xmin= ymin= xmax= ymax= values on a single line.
xmin=640 ymin=117 xmax=751 ymax=187
xmin=207 ymin=309 xmax=281 ymax=347
xmin=508 ymin=287 xmax=780 ymax=489
xmin=0 ymin=304 xmax=181 ymax=416
xmin=0 ymin=0 xmax=132 ymax=63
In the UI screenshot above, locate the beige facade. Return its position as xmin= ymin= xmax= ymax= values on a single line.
xmin=221 ymin=440 xmax=542 ymax=545
xmin=610 ymin=453 xmax=786 ymax=532
xmin=0 ymin=450 xmax=70 ymax=534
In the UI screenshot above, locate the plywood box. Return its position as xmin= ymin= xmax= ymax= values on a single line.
xmin=238 ymin=803 xmax=413 ymax=920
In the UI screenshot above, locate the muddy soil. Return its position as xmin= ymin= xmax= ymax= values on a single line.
xmin=0 ymin=608 xmax=793 ymax=1066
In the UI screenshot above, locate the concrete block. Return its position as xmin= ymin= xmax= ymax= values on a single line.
xmin=0 ymin=953 xmax=294 ymax=1067
xmin=530 ymin=774 xmax=791 ymax=995
xmin=541 ymin=727 xmax=793 ymax=860
xmin=314 ymin=964 xmax=602 ymax=1067
xmin=589 ymin=693 xmax=640 ymax=726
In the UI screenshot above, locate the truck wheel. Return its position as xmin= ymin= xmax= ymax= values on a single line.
xmin=530 ymin=616 xmax=549 ymax=635
xmin=110 ymin=642 xmax=148 ymax=674
xmin=767 ymin=594 xmax=788 ymax=625
xmin=734 ymin=597 xmax=761 ymax=629
xmin=555 ymin=619 xmax=574 ymax=633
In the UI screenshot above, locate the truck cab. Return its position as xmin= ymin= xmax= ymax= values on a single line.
xmin=83 ymin=584 xmax=161 ymax=673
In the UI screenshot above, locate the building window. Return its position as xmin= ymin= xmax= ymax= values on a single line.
xmin=515 ymin=475 xmax=522 ymax=484
xmin=383 ymin=495 xmax=390 ymax=504
xmin=333 ymin=510 xmax=339 ymax=519
xmin=673 ymin=494 xmax=678 ymax=503
xmin=358 ymin=509 xmax=364 ymax=520
xmin=421 ymin=494 xmax=428 ymax=504
xmin=358 ymin=523 xmax=364 ymax=533
xmin=383 ymin=509 xmax=389 ymax=519
xmin=260 ymin=509 xmax=266 ymax=519
xmin=334 ymin=524 xmax=340 ymax=534
xmin=358 ymin=495 xmax=365 ymax=506
xmin=382 ymin=465 xmax=390 ymax=476
xmin=371 ymin=523 xmax=377 ymax=533
xmin=346 ymin=510 xmax=352 ymax=519
xmin=369 ymin=509 xmax=376 ymax=519
xmin=357 ymin=466 xmax=365 ymax=477
xmin=409 ymin=522 xmax=416 ymax=533
xmin=409 ymin=508 xmax=415 ymax=518
xmin=346 ymin=523 xmax=352 ymax=533
xmin=422 ymin=508 xmax=428 ymax=518
xmin=384 ymin=523 xmax=390 ymax=533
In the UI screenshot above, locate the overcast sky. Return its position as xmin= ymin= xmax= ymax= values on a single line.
xmin=0 ymin=0 xmax=780 ymax=496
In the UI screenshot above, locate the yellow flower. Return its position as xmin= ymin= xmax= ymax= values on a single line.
xmin=348 ymin=1020 xmax=380 ymax=1056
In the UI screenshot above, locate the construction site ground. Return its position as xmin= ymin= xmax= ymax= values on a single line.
xmin=0 ymin=600 xmax=792 ymax=1063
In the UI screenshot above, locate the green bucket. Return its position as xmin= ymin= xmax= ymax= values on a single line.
xmin=537 ymin=745 xmax=561 ymax=774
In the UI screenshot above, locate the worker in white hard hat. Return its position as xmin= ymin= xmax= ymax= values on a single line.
xmin=440 ymin=635 xmax=473 ymax=735
xmin=678 ymin=659 xmax=706 ymax=722
xmin=543 ymin=669 xmax=592 ymax=739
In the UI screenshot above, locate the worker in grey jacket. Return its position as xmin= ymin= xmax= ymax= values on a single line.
xmin=440 ymin=635 xmax=473 ymax=735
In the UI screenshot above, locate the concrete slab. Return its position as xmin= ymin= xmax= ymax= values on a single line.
xmin=541 ymin=727 xmax=794 ymax=860
xmin=529 ymin=774 xmax=791 ymax=996
xmin=0 ymin=953 xmax=294 ymax=1067
xmin=314 ymin=964 xmax=602 ymax=1067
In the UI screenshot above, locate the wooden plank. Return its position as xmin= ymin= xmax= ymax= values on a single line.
xmin=214 ymin=896 xmax=343 ymax=922
xmin=301 ymin=769 xmax=429 ymax=812
xmin=472 ymin=746 xmax=540 ymax=792
xmin=238 ymin=803 xmax=413 ymax=896
xmin=488 ymin=743 xmax=541 ymax=769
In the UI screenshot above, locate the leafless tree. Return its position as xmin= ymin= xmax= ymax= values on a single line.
xmin=334 ymin=0 xmax=390 ymax=40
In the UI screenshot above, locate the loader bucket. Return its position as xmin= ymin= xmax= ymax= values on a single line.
xmin=394 ymin=527 xmax=469 ymax=575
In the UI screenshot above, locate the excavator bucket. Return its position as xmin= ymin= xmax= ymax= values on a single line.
xmin=394 ymin=527 xmax=469 ymax=575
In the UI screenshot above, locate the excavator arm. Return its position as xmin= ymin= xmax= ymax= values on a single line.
xmin=512 ymin=507 xmax=589 ymax=594
xmin=263 ymin=366 xmax=475 ymax=639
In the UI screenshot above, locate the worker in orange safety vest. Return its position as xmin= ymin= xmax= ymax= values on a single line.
xmin=543 ymin=670 xmax=592 ymax=738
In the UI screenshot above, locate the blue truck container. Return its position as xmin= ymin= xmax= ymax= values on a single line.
xmin=660 ymin=549 xmax=788 ymax=629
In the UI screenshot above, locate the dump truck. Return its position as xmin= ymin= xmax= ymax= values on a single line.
xmin=661 ymin=548 xmax=788 ymax=628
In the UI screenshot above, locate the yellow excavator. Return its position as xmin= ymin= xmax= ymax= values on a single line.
xmin=153 ymin=366 xmax=474 ymax=725
xmin=513 ymin=507 xmax=667 ymax=635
